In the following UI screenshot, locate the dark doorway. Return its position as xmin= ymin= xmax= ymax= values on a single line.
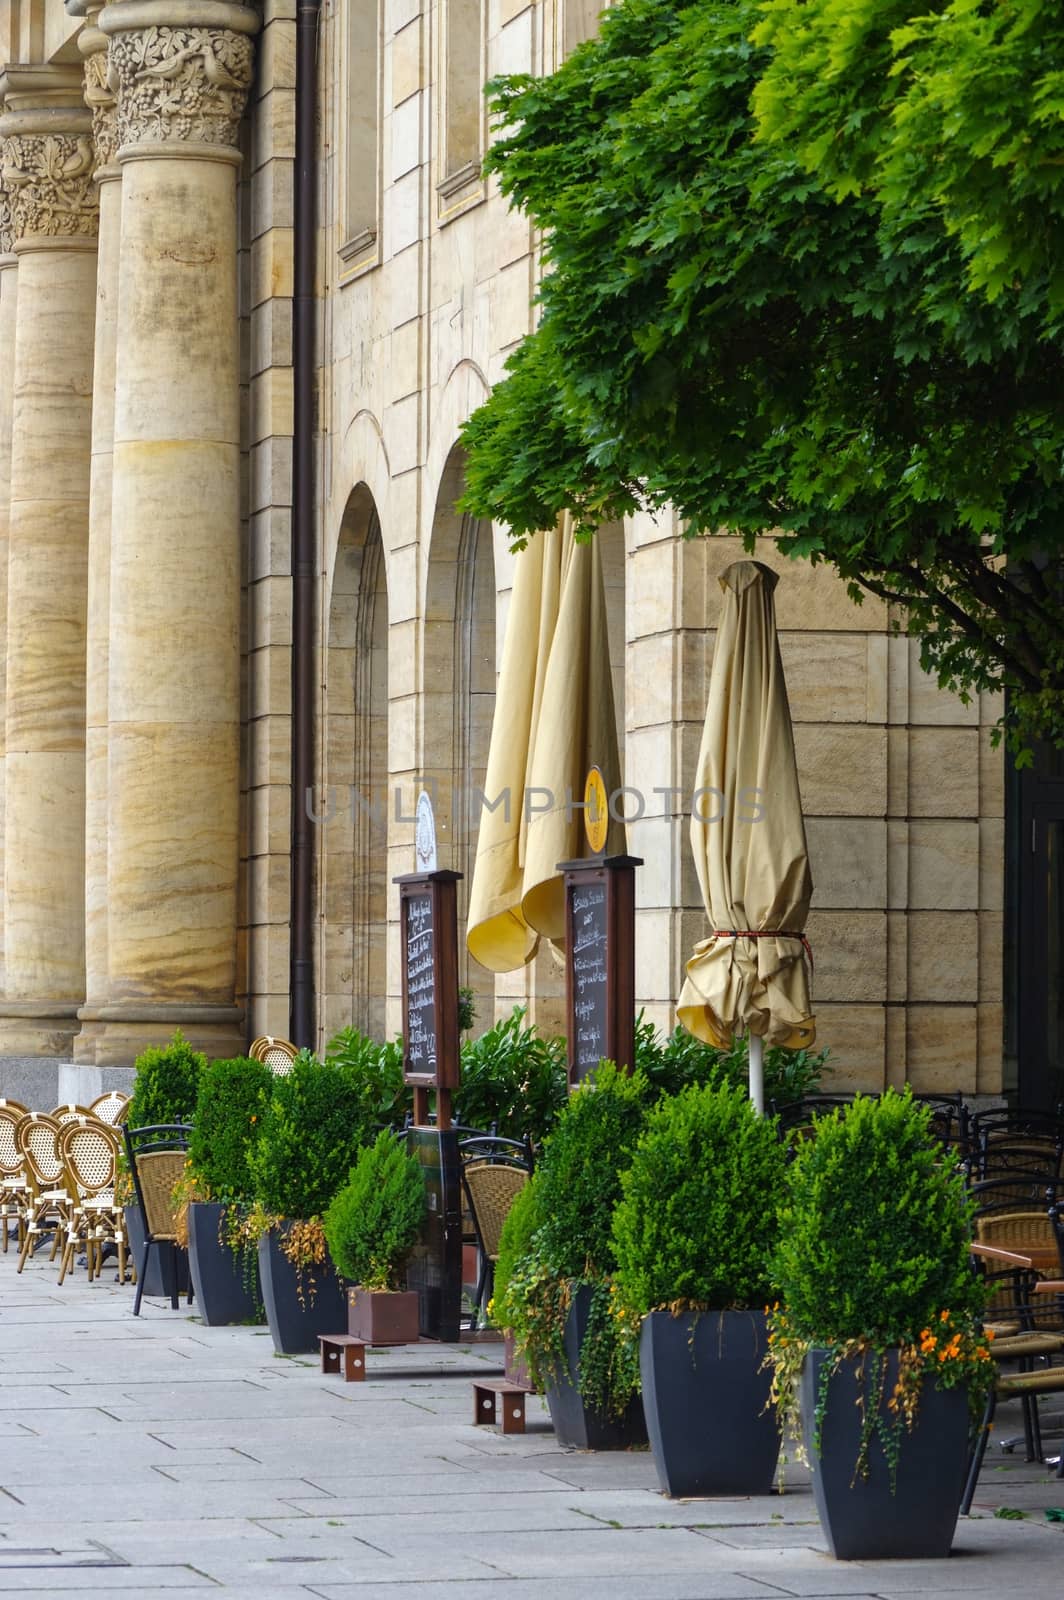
xmin=1007 ymin=743 xmax=1064 ymax=1109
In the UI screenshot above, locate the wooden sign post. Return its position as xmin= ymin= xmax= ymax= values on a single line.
xmin=558 ymin=854 xmax=642 ymax=1084
xmin=395 ymin=868 xmax=461 ymax=1128
xmin=394 ymin=856 xmax=463 ymax=1341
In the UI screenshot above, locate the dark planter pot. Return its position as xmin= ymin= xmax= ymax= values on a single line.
xmin=186 ymin=1203 xmax=262 ymax=1327
xmin=347 ymin=1287 xmax=421 ymax=1344
xmin=640 ymin=1308 xmax=779 ymax=1497
xmin=544 ymin=1284 xmax=648 ymax=1450
xmin=123 ymin=1204 xmax=189 ymax=1301
xmin=258 ymin=1224 xmax=347 ymax=1354
xmin=504 ymin=1330 xmax=532 ymax=1391
xmin=801 ymin=1347 xmax=972 ymax=1560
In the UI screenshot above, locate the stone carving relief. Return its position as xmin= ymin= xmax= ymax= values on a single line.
xmin=109 ymin=26 xmax=255 ymax=150
xmin=0 ymin=135 xmax=99 ymax=241
xmin=83 ymin=46 xmax=120 ymax=170
xmin=0 ymin=184 xmax=12 ymax=256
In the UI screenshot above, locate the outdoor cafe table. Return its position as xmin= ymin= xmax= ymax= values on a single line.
xmin=969 ymin=1240 xmax=1060 ymax=1275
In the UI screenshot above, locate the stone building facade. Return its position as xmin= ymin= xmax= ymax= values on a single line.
xmin=0 ymin=0 xmax=1007 ymax=1106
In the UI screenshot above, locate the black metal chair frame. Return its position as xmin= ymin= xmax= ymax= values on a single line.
xmin=123 ymin=1122 xmax=193 ymax=1317
xmin=458 ymin=1135 xmax=532 ymax=1329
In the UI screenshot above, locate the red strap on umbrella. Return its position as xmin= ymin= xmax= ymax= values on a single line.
xmin=712 ymin=929 xmax=814 ymax=974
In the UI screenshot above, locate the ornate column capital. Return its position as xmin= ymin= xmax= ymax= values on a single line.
xmin=80 ymin=6 xmax=121 ymax=176
xmin=99 ymin=2 xmax=260 ymax=156
xmin=0 ymin=67 xmax=99 ymax=247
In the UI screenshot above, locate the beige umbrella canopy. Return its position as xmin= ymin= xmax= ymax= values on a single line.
xmin=467 ymin=516 xmax=623 ymax=972
xmin=677 ymin=560 xmax=815 ymax=1106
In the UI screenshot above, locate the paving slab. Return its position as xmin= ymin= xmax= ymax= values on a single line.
xmin=1 ymin=1247 xmax=1062 ymax=1596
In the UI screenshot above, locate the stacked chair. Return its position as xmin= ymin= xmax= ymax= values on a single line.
xmin=961 ymin=1105 xmax=1064 ymax=1509
xmin=2 ymin=1094 xmax=130 ymax=1283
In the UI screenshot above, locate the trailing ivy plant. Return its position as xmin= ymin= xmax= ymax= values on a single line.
xmin=766 ymin=1089 xmax=992 ymax=1487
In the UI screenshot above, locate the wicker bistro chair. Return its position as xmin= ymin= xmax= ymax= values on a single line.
xmin=88 ymin=1091 xmax=130 ymax=1127
xmin=15 ymin=1113 xmax=73 ymax=1273
xmin=249 ymin=1035 xmax=297 ymax=1076
xmin=57 ymin=1118 xmax=125 ymax=1285
xmin=0 ymin=1099 xmax=29 ymax=1255
xmin=461 ymin=1156 xmax=530 ymax=1327
xmin=124 ymin=1123 xmax=193 ymax=1315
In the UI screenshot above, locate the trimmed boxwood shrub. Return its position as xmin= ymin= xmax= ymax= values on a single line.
xmin=534 ymin=1061 xmax=648 ymax=1278
xmin=324 ymin=1131 xmax=425 ymax=1290
xmin=127 ymin=1030 xmax=206 ymax=1128
xmin=188 ymin=1056 xmax=273 ymax=1202
xmin=772 ymin=1089 xmax=983 ymax=1347
xmin=612 ymin=1083 xmax=788 ymax=1319
xmin=248 ymin=1054 xmax=376 ymax=1220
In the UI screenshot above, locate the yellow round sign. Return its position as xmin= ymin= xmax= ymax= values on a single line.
xmin=584 ymin=766 xmax=609 ymax=854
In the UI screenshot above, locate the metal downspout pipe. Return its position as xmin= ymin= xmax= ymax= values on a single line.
xmin=289 ymin=0 xmax=320 ymax=1048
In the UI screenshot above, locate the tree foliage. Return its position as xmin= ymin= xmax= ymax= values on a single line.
xmin=459 ymin=0 xmax=1064 ymax=749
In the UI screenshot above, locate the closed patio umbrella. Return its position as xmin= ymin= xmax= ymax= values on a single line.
xmin=467 ymin=516 xmax=622 ymax=972
xmin=676 ymin=560 xmax=814 ymax=1111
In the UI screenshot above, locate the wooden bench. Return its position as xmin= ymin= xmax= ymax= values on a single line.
xmin=318 ymin=1334 xmax=366 ymax=1382
xmin=472 ymin=1378 xmax=528 ymax=1434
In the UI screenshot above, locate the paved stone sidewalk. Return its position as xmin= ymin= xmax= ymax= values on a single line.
xmin=1 ymin=1246 xmax=1062 ymax=1597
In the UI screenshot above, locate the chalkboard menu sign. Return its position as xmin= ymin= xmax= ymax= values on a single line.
xmin=403 ymin=890 xmax=437 ymax=1079
xmin=560 ymin=855 xmax=642 ymax=1085
xmin=395 ymin=870 xmax=461 ymax=1094
xmin=570 ymin=879 xmax=610 ymax=1079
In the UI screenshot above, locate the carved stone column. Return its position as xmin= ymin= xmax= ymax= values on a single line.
xmin=74 ymin=9 xmax=123 ymax=1066
xmin=0 ymin=66 xmax=98 ymax=1057
xmin=92 ymin=1 xmax=259 ymax=1063
xmin=0 ymin=118 xmax=16 ymax=996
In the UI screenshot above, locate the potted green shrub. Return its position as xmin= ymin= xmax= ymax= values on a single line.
xmin=490 ymin=1176 xmax=541 ymax=1387
xmin=124 ymin=1031 xmax=206 ymax=1298
xmin=324 ymin=1130 xmax=425 ymax=1344
xmin=456 ymin=1006 xmax=568 ymax=1148
xmin=611 ymin=1083 xmax=789 ymax=1496
xmin=185 ymin=1056 xmax=273 ymax=1325
xmin=768 ymin=1090 xmax=992 ymax=1560
xmin=247 ymin=1053 xmax=374 ymax=1353
xmin=499 ymin=1062 xmax=648 ymax=1449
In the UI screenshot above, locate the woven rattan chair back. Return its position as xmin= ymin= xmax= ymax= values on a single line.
xmin=463 ymin=1162 xmax=529 ymax=1260
xmin=88 ymin=1091 xmax=130 ymax=1127
xmin=0 ymin=1100 xmax=28 ymax=1181
xmin=59 ymin=1118 xmax=119 ymax=1199
xmin=49 ymin=1104 xmax=93 ymax=1126
xmin=16 ymin=1113 xmax=65 ymax=1190
xmin=976 ymin=1209 xmax=1060 ymax=1329
xmin=134 ymin=1150 xmax=186 ymax=1240
xmin=249 ymin=1035 xmax=297 ymax=1075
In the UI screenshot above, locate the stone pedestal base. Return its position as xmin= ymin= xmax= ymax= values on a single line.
xmin=0 ymin=1003 xmax=80 ymax=1058
xmin=77 ymin=1003 xmax=245 ymax=1067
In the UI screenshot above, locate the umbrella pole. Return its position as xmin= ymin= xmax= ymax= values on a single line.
xmin=749 ymin=1034 xmax=765 ymax=1116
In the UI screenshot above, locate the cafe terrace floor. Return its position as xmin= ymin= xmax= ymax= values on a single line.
xmin=0 ymin=1246 xmax=1061 ymax=1597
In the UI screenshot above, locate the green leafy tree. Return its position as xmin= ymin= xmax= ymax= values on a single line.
xmin=459 ymin=0 xmax=1064 ymax=751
